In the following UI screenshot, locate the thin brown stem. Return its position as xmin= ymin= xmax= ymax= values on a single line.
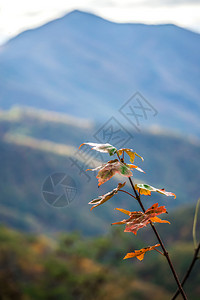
xmin=154 ymin=248 xmax=164 ymax=256
xmin=171 ymin=242 xmax=200 ymax=300
xmin=119 ymin=189 xmax=137 ymax=200
xmin=116 ymin=151 xmax=121 ymax=161
xmin=128 ymin=177 xmax=188 ymax=300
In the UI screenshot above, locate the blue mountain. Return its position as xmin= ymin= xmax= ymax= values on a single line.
xmin=0 ymin=10 xmax=200 ymax=135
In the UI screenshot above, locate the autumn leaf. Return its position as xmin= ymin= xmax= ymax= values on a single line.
xmin=87 ymin=159 xmax=133 ymax=186
xmin=123 ymin=244 xmax=160 ymax=261
xmin=135 ymin=184 xmax=176 ymax=198
xmin=118 ymin=148 xmax=144 ymax=163
xmin=88 ymin=182 xmax=126 ymax=210
xmin=125 ymin=204 xmax=169 ymax=234
xmin=112 ymin=203 xmax=169 ymax=234
xmin=79 ymin=142 xmax=117 ymax=156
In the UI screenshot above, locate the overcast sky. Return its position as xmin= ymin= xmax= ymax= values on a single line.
xmin=0 ymin=0 xmax=200 ymax=44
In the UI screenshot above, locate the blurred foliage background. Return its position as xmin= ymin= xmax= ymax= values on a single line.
xmin=0 ymin=7 xmax=200 ymax=300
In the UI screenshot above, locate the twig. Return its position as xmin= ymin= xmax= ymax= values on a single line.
xmin=119 ymin=189 xmax=137 ymax=200
xmin=154 ymin=248 xmax=164 ymax=256
xmin=171 ymin=241 xmax=200 ymax=300
xmin=193 ymin=198 xmax=200 ymax=249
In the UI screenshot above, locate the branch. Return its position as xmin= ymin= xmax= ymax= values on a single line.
xmin=128 ymin=177 xmax=188 ymax=300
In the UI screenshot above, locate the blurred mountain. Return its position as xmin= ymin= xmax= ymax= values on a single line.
xmin=0 ymin=10 xmax=200 ymax=136
xmin=0 ymin=107 xmax=199 ymax=234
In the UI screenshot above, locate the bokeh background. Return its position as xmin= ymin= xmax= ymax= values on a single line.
xmin=0 ymin=1 xmax=200 ymax=299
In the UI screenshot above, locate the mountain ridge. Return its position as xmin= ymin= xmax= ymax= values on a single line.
xmin=0 ymin=10 xmax=200 ymax=136
xmin=4 ymin=9 xmax=200 ymax=46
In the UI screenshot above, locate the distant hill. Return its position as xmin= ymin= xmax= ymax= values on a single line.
xmin=0 ymin=10 xmax=200 ymax=136
xmin=0 ymin=107 xmax=199 ymax=234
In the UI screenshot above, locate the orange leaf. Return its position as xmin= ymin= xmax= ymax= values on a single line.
xmin=123 ymin=244 xmax=160 ymax=261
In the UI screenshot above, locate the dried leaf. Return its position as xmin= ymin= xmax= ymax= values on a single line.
xmin=123 ymin=244 xmax=160 ymax=261
xmin=79 ymin=142 xmax=117 ymax=156
xmin=135 ymin=184 xmax=176 ymax=199
xmin=88 ymin=182 xmax=126 ymax=210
